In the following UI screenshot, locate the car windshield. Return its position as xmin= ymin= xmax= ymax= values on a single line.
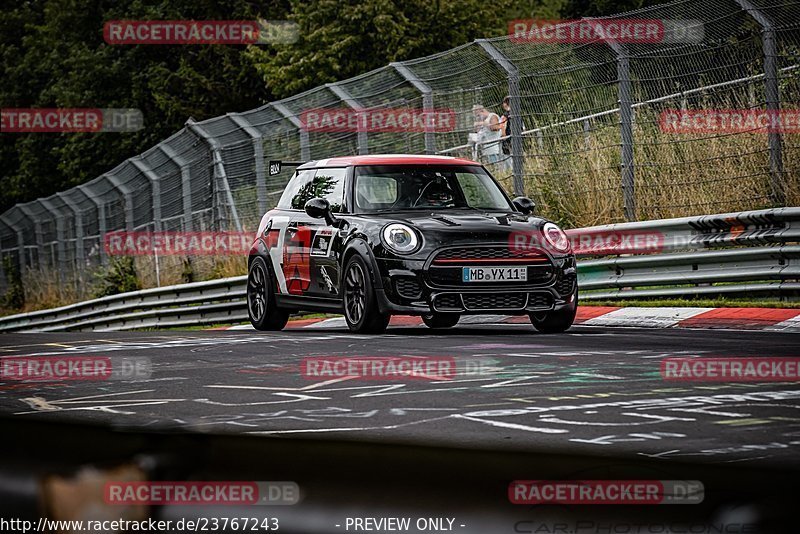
xmin=353 ymin=165 xmax=512 ymax=212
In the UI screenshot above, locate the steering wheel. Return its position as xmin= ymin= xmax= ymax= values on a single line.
xmin=412 ymin=181 xmax=436 ymax=208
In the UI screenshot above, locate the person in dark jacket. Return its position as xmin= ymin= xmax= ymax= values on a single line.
xmin=499 ymin=96 xmax=515 ymax=173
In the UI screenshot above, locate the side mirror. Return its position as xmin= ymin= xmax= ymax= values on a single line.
xmin=305 ymin=198 xmax=336 ymax=226
xmin=512 ymin=196 xmax=536 ymax=215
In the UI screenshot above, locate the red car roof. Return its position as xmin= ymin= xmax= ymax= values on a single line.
xmin=301 ymin=154 xmax=480 ymax=168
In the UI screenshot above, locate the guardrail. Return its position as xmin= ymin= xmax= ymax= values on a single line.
xmin=0 ymin=207 xmax=797 ymax=332
xmin=575 ymin=207 xmax=800 ymax=300
xmin=0 ymin=276 xmax=247 ymax=332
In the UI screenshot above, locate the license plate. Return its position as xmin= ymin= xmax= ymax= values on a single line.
xmin=462 ymin=266 xmax=527 ymax=283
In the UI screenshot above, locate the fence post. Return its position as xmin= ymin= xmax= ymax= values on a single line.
xmin=77 ymin=184 xmax=107 ymax=266
xmin=229 ymin=113 xmax=268 ymax=215
xmin=0 ymin=215 xmax=25 ymax=276
xmin=186 ymin=120 xmax=243 ymax=232
xmin=16 ymin=204 xmax=43 ymax=270
xmin=38 ymin=198 xmax=67 ymax=284
xmin=475 ymin=39 xmax=524 ymax=197
xmin=158 ymin=143 xmax=193 ymax=232
xmin=583 ymin=119 xmax=592 ymax=150
xmin=734 ymin=0 xmax=784 ymax=205
xmin=392 ymin=62 xmax=436 ymax=154
xmin=327 ymin=83 xmax=368 ymax=155
xmin=606 ymin=39 xmax=637 ymax=221
xmin=272 ymin=102 xmax=311 ymax=161
xmin=56 ymin=192 xmax=84 ymax=280
xmin=105 ymin=172 xmax=135 ymax=230
xmin=131 ymin=158 xmax=163 ymax=232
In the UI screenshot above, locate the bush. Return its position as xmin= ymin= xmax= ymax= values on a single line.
xmin=93 ymin=257 xmax=141 ymax=298
xmin=2 ymin=255 xmax=24 ymax=309
xmin=181 ymin=258 xmax=195 ymax=284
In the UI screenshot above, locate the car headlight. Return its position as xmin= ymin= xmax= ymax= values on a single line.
xmin=382 ymin=223 xmax=420 ymax=254
xmin=543 ymin=222 xmax=570 ymax=253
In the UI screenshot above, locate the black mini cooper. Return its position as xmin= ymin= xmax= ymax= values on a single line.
xmin=247 ymin=155 xmax=577 ymax=334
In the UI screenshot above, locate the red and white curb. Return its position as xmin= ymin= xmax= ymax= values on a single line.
xmin=219 ymin=306 xmax=800 ymax=332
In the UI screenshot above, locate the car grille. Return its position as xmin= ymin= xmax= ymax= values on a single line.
xmin=428 ymin=246 xmax=554 ymax=288
xmin=432 ymin=292 xmax=553 ymax=312
xmin=395 ymin=277 xmax=422 ymax=299
xmin=555 ymin=275 xmax=576 ymax=296
xmin=463 ymin=293 xmax=527 ymax=310
xmin=433 ymin=293 xmax=462 ymax=311
xmin=433 ymin=246 xmax=546 ymax=263
xmin=528 ymin=292 xmax=552 ymax=309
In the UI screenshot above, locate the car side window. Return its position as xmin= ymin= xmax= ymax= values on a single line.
xmin=277 ymin=170 xmax=315 ymax=210
xmin=277 ymin=168 xmax=346 ymax=212
xmin=311 ymin=168 xmax=346 ymax=213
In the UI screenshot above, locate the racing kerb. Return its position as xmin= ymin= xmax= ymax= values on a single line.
xmin=0 ymin=206 xmax=796 ymax=332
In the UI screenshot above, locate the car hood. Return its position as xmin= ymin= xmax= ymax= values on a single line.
xmin=368 ymin=210 xmax=547 ymax=230
xmin=360 ymin=210 xmax=555 ymax=251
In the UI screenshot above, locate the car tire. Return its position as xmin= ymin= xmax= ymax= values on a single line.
xmin=421 ymin=313 xmax=460 ymax=329
xmin=247 ymin=257 xmax=289 ymax=331
xmin=343 ymin=255 xmax=390 ymax=334
xmin=530 ymin=290 xmax=577 ymax=334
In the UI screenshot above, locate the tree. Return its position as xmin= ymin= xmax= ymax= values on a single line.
xmin=0 ymin=0 xmax=290 ymax=213
xmin=246 ymin=0 xmax=566 ymax=99
xmin=563 ymin=0 xmax=669 ymax=19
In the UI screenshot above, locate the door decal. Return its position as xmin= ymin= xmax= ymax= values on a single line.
xmin=283 ymin=226 xmax=312 ymax=295
xmin=311 ymin=228 xmax=335 ymax=257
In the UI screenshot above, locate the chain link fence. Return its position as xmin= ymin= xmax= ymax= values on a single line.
xmin=1 ymin=0 xmax=798 ymax=302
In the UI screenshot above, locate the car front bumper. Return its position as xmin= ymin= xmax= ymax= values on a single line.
xmin=373 ymin=252 xmax=577 ymax=316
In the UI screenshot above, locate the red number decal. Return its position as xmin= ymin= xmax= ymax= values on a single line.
xmin=283 ymin=227 xmax=312 ymax=295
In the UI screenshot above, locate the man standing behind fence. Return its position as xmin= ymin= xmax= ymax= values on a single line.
xmin=472 ymin=104 xmax=502 ymax=166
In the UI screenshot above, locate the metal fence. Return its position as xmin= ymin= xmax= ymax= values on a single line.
xmin=1 ymin=207 xmax=796 ymax=332
xmin=1 ymin=0 xmax=799 ymax=301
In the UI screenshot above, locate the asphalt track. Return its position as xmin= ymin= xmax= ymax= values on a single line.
xmin=2 ymin=323 xmax=800 ymax=469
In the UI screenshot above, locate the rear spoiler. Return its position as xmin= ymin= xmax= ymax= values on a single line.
xmin=268 ymin=160 xmax=307 ymax=176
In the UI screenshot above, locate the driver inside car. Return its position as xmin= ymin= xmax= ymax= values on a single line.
xmin=415 ymin=177 xmax=455 ymax=208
